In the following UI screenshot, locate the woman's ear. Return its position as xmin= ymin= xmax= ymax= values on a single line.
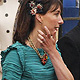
xmin=35 ymin=14 xmax=43 ymax=23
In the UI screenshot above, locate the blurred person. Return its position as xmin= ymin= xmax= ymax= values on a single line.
xmin=57 ymin=25 xmax=80 ymax=80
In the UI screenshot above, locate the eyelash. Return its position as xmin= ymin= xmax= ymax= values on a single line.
xmin=55 ymin=13 xmax=59 ymax=16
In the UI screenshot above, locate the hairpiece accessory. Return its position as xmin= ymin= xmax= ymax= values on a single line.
xmin=29 ymin=1 xmax=35 ymax=8
xmin=28 ymin=37 xmax=48 ymax=65
xmin=29 ymin=1 xmax=43 ymax=15
xmin=37 ymin=4 xmax=43 ymax=9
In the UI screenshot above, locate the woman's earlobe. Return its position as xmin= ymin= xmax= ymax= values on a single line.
xmin=36 ymin=14 xmax=43 ymax=23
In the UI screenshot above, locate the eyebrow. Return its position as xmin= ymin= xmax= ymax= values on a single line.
xmin=55 ymin=10 xmax=61 ymax=13
xmin=51 ymin=9 xmax=61 ymax=13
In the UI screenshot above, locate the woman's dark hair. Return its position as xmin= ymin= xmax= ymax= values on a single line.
xmin=13 ymin=0 xmax=63 ymax=44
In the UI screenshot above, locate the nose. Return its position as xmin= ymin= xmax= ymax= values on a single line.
xmin=58 ymin=15 xmax=64 ymax=25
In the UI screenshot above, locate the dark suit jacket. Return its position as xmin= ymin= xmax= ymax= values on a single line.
xmin=57 ymin=26 xmax=80 ymax=80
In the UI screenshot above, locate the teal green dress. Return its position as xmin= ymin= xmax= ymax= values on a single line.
xmin=1 ymin=41 xmax=61 ymax=80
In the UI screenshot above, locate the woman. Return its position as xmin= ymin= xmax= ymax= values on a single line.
xmin=1 ymin=0 xmax=74 ymax=80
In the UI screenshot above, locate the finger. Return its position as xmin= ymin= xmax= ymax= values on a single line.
xmin=37 ymin=30 xmax=46 ymax=38
xmin=37 ymin=38 xmax=43 ymax=43
xmin=44 ymin=26 xmax=51 ymax=38
xmin=38 ymin=34 xmax=46 ymax=42
xmin=37 ymin=38 xmax=45 ymax=46
xmin=51 ymin=36 xmax=55 ymax=43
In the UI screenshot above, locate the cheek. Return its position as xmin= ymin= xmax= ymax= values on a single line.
xmin=43 ymin=18 xmax=55 ymax=26
xmin=47 ymin=16 xmax=57 ymax=26
xmin=42 ymin=15 xmax=58 ymax=30
xmin=50 ymin=19 xmax=57 ymax=26
xmin=47 ymin=18 xmax=57 ymax=29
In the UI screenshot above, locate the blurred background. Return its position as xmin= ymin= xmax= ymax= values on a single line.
xmin=0 ymin=0 xmax=80 ymax=79
xmin=0 ymin=0 xmax=19 ymax=79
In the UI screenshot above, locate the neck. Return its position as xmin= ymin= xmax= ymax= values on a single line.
xmin=30 ymin=34 xmax=41 ymax=48
xmin=26 ymin=26 xmax=42 ymax=48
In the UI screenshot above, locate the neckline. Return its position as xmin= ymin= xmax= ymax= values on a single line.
xmin=16 ymin=41 xmax=43 ymax=51
xmin=26 ymin=44 xmax=43 ymax=51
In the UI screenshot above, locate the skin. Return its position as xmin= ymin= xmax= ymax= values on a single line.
xmin=27 ymin=6 xmax=63 ymax=48
xmin=36 ymin=6 xmax=64 ymax=50
xmin=26 ymin=5 xmax=74 ymax=80
xmin=37 ymin=26 xmax=74 ymax=80
xmin=40 ymin=6 xmax=63 ymax=35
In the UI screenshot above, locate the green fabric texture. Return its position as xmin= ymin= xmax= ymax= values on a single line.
xmin=1 ymin=41 xmax=60 ymax=80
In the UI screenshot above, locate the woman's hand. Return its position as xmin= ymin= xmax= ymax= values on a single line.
xmin=37 ymin=26 xmax=74 ymax=80
xmin=37 ymin=26 xmax=57 ymax=54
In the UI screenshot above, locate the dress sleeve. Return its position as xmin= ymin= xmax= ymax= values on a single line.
xmin=1 ymin=49 xmax=23 ymax=80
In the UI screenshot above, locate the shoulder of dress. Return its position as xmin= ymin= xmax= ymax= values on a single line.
xmin=1 ymin=41 xmax=24 ymax=53
xmin=1 ymin=41 xmax=25 ymax=69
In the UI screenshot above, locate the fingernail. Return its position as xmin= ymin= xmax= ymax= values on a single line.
xmin=37 ymin=30 xmax=40 ymax=32
xmin=54 ymin=30 xmax=57 ymax=32
xmin=44 ymin=26 xmax=47 ymax=28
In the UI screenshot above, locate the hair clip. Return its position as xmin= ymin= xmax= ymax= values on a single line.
xmin=29 ymin=1 xmax=43 ymax=15
xmin=30 ymin=8 xmax=37 ymax=15
xmin=37 ymin=4 xmax=43 ymax=10
xmin=29 ymin=1 xmax=35 ymax=8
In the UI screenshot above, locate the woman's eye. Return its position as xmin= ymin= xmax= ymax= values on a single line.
xmin=55 ymin=13 xmax=59 ymax=16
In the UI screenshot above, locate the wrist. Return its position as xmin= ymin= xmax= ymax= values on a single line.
xmin=48 ymin=49 xmax=61 ymax=60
